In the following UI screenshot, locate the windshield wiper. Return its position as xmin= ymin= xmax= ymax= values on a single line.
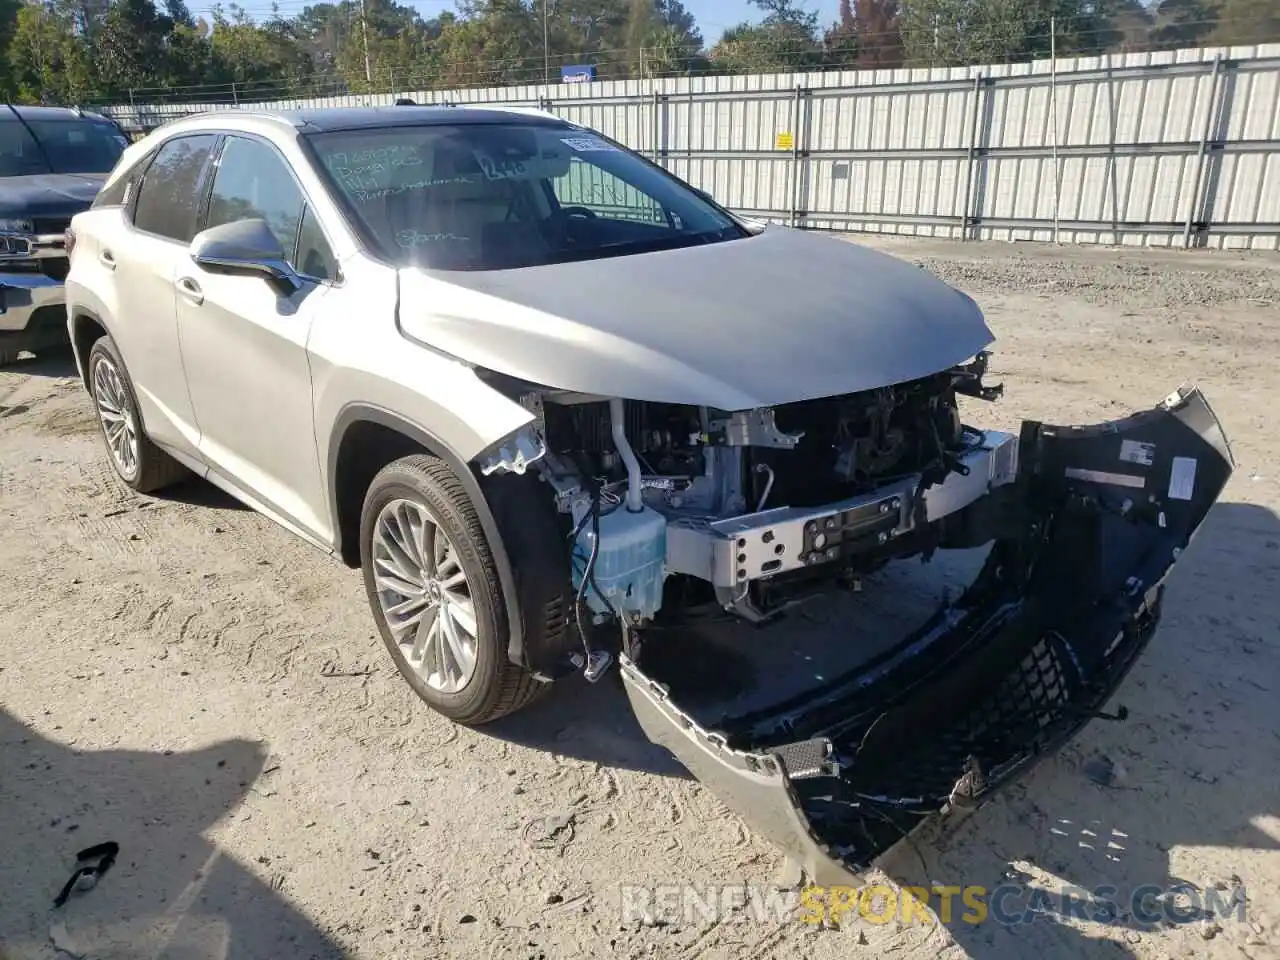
xmin=4 ymin=105 xmax=53 ymax=173
xmin=556 ymin=230 xmax=739 ymax=264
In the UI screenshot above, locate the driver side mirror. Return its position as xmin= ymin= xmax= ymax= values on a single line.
xmin=190 ymin=218 xmax=302 ymax=297
xmin=692 ymin=187 xmax=716 ymax=205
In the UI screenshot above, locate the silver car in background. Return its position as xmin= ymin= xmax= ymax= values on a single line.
xmin=65 ymin=106 xmax=1233 ymax=883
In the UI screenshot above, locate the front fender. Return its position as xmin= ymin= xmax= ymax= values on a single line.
xmin=325 ymin=403 xmax=532 ymax=668
xmin=309 ymin=267 xmax=537 ymax=667
xmin=308 ymin=262 xmax=535 ymax=469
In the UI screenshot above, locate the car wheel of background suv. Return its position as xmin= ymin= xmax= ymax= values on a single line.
xmin=87 ymin=336 xmax=188 ymax=493
xmin=360 ymin=454 xmax=550 ymax=725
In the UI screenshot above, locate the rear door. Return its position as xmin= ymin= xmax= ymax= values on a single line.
xmin=175 ymin=133 xmax=340 ymax=544
xmin=107 ymin=133 xmax=219 ymax=457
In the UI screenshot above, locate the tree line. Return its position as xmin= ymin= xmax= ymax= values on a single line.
xmin=0 ymin=0 xmax=1275 ymax=105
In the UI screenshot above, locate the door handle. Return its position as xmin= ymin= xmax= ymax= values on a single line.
xmin=177 ymin=276 xmax=204 ymax=306
xmin=98 ymin=249 xmax=116 ymax=271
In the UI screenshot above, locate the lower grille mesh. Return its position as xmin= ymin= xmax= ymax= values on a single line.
xmin=849 ymin=637 xmax=1071 ymax=803
xmin=794 ymin=609 xmax=1158 ymax=869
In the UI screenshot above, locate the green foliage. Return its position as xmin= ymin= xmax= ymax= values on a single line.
xmin=1206 ymin=0 xmax=1280 ymax=45
xmin=210 ymin=5 xmax=314 ymax=93
xmin=8 ymin=2 xmax=97 ymax=102
xmin=0 ymin=0 xmax=1276 ymax=104
xmin=709 ymin=20 xmax=819 ymax=72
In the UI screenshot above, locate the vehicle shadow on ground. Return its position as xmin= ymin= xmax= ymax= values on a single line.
xmin=0 ymin=710 xmax=345 ymax=960
xmin=877 ymin=500 xmax=1280 ymax=958
xmin=152 ymin=475 xmax=252 ymax=512
xmin=485 ymin=673 xmax=693 ymax=779
xmin=0 ymin=349 xmax=78 ymax=380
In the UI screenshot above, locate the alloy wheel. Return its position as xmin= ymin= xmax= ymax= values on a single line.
xmin=93 ymin=356 xmax=139 ymax=479
xmin=372 ymin=498 xmax=479 ymax=694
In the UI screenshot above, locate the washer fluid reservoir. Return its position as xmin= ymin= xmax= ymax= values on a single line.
xmin=572 ymin=504 xmax=667 ymax=621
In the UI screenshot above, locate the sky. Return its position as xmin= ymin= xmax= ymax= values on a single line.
xmin=645 ymin=0 xmax=842 ymax=41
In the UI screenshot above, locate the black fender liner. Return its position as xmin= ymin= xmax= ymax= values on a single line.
xmin=327 ymin=403 xmax=527 ymax=668
xmin=67 ymin=305 xmax=112 ymax=387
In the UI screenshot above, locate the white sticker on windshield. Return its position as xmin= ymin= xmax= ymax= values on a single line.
xmin=473 ymin=150 xmax=570 ymax=182
xmin=473 ymin=150 xmax=530 ymax=181
xmin=561 ymin=136 xmax=616 ymax=152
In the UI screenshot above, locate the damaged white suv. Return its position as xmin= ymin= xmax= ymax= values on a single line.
xmin=67 ymin=106 xmax=1232 ymax=881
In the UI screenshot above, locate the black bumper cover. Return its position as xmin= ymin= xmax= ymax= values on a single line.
xmin=620 ymin=385 xmax=1233 ymax=884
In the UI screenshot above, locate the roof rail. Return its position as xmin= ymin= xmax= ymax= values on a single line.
xmin=494 ymin=105 xmax=559 ymax=121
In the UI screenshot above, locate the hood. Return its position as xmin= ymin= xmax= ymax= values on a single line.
xmin=0 ymin=173 xmax=107 ymax=222
xmin=397 ymin=226 xmax=994 ymax=410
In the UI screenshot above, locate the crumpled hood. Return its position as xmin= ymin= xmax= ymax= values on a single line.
xmin=398 ymin=226 xmax=994 ymax=409
xmin=0 ymin=173 xmax=107 ymax=222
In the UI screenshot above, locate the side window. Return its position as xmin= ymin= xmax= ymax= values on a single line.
xmin=93 ymin=172 xmax=131 ymax=208
xmin=551 ymin=156 xmax=668 ymax=225
xmin=93 ymin=149 xmax=153 ymax=209
xmin=206 ymin=136 xmax=304 ymax=258
xmin=294 ymin=205 xmax=337 ymax=280
xmin=132 ymin=135 xmax=218 ymax=241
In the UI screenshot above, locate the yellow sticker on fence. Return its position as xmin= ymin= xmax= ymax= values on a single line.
xmin=775 ymin=131 xmax=794 ymax=150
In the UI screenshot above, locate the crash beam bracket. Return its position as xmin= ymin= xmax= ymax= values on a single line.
xmin=664 ymin=431 xmax=1019 ymax=589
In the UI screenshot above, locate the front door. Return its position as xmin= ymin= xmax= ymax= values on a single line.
xmin=175 ymin=134 xmax=339 ymax=544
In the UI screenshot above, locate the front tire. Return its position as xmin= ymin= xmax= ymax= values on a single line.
xmin=87 ymin=336 xmax=187 ymax=493
xmin=360 ymin=454 xmax=546 ymax=725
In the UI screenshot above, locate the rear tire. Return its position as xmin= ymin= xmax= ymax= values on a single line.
xmin=87 ymin=336 xmax=188 ymax=494
xmin=360 ymin=454 xmax=551 ymax=725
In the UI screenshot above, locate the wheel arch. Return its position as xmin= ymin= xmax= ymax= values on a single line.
xmin=69 ymin=306 xmax=111 ymax=389
xmin=327 ymin=403 xmax=528 ymax=667
xmin=72 ymin=310 xmax=157 ymax=443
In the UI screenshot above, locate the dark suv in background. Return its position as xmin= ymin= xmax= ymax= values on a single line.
xmin=0 ymin=105 xmax=128 ymax=365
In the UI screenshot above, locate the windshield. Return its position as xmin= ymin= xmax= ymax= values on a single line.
xmin=306 ymin=122 xmax=746 ymax=270
xmin=0 ymin=117 xmax=128 ymax=176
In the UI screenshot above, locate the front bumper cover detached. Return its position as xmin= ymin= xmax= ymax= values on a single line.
xmin=620 ymin=385 xmax=1233 ymax=884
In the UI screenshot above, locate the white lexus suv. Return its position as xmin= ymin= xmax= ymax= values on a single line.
xmin=65 ymin=106 xmax=1232 ymax=882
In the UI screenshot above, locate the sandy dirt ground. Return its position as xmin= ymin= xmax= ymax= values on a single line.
xmin=0 ymin=236 xmax=1277 ymax=960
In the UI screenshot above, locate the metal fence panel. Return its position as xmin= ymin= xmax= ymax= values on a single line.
xmin=100 ymin=42 xmax=1280 ymax=250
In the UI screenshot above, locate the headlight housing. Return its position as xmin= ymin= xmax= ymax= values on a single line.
xmin=0 ymin=218 xmax=34 ymax=235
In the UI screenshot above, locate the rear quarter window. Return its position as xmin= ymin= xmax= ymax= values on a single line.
xmin=131 ymin=135 xmax=218 ymax=242
xmin=93 ymin=148 xmax=155 ymax=209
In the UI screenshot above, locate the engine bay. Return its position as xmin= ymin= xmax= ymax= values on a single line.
xmin=533 ymin=364 xmax=988 ymax=517
xmin=475 ymin=355 xmax=1006 ymax=676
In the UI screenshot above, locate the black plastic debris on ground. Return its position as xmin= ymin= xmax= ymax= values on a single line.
xmin=52 ymin=841 xmax=119 ymax=908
